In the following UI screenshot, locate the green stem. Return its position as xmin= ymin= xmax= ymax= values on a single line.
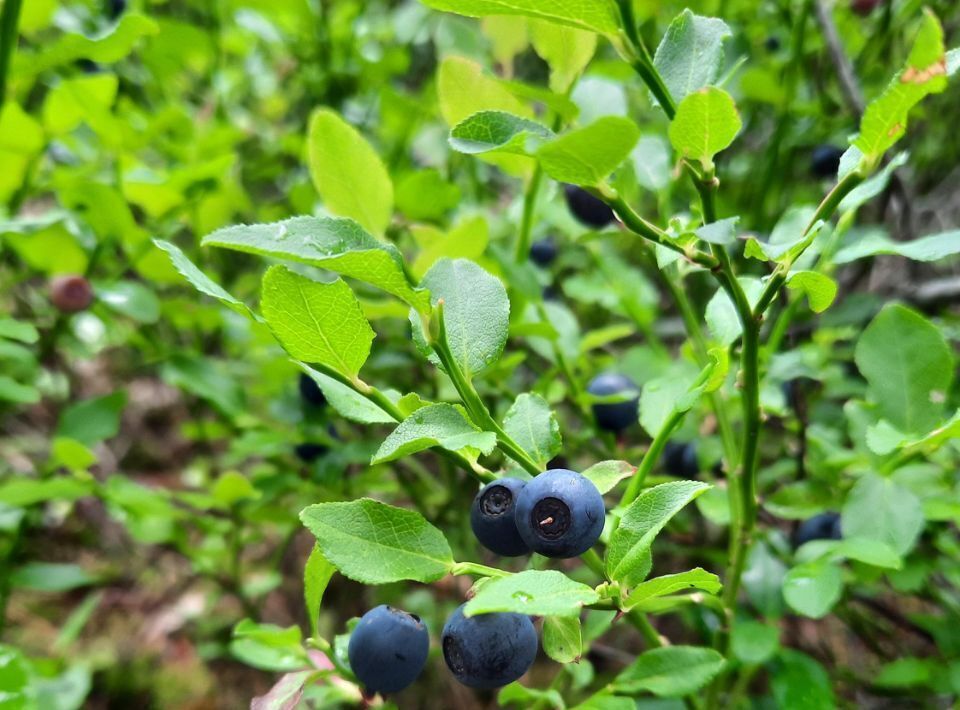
xmin=621 ymin=408 xmax=686 ymax=507
xmin=617 ymin=0 xmax=676 ymax=119
xmin=0 ymin=0 xmax=23 ymax=111
xmin=752 ymin=170 xmax=865 ymax=317
xmin=627 ymin=611 xmax=663 ymax=648
xmin=515 ymin=163 xmax=544 ymax=263
xmin=307 ymin=362 xmax=496 ymax=483
xmin=429 ymin=305 xmax=541 ymax=476
xmin=450 ymin=561 xmax=509 ymax=578
xmin=581 ymin=548 xmax=606 ymax=579
xmin=601 ymin=191 xmax=718 ymax=269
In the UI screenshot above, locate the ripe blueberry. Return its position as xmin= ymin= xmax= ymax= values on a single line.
xmin=299 ymin=372 xmax=327 ymax=408
xmin=529 ymin=238 xmax=558 ymax=267
xmin=441 ymin=603 xmax=538 ymax=689
xmin=587 ymin=373 xmax=639 ymax=432
xmin=793 ymin=512 xmax=842 ymax=549
xmin=470 ymin=478 xmax=530 ymax=557
xmin=347 ymin=605 xmax=429 ymax=695
xmin=851 ymin=0 xmax=880 ymax=16
xmin=107 ymin=0 xmax=127 ymax=18
xmin=764 ymin=36 xmax=781 ymax=53
xmin=295 ymin=442 xmax=328 ymax=462
xmin=810 ymin=145 xmax=844 ymax=179
xmin=514 ymin=469 xmax=605 ymax=558
xmin=50 ymin=275 xmax=93 ymax=313
xmin=563 ymin=185 xmax=616 ymax=228
xmin=662 ymin=441 xmax=699 ymax=478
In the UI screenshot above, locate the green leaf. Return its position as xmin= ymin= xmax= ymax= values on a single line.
xmin=668 ymin=87 xmax=741 ymax=170
xmin=17 ymin=13 xmax=159 ymax=79
xmin=153 ymin=239 xmax=254 ymax=318
xmin=705 ymin=277 xmax=764 ymax=346
xmin=653 ymin=10 xmax=732 ymax=103
xmin=874 ymin=657 xmax=934 ymax=689
xmin=498 ymin=683 xmax=565 ymax=709
xmin=230 ymin=620 xmax=309 ymax=672
xmin=731 ymin=621 xmax=780 ymax=665
xmin=95 ymin=281 xmax=161 ymax=323
xmin=307 ymin=109 xmax=393 ymax=235
xmin=297 ymin=364 xmax=395 ymax=424
xmin=782 ymin=560 xmax=843 ymax=619
xmin=211 ymin=471 xmax=260 ymax=507
xmin=261 ymin=266 xmax=374 ymax=378
xmin=395 ymin=169 xmax=461 ymax=222
xmin=372 ymin=403 xmax=496 ymax=464
xmin=162 ymin=355 xmax=243 ymax=417
xmin=449 ymin=110 xmax=553 ymax=156
xmin=612 ymin=646 xmax=725 ymax=697
xmin=838 ymin=152 xmax=908 ymax=212
xmin=56 ymin=392 xmax=126 ymax=446
xmin=622 ymin=568 xmax=722 ymax=611
xmin=537 ymin=116 xmax=640 ymax=186
xmin=11 ymin=562 xmax=97 ymax=592
xmin=581 ymin=460 xmax=635 ymax=494
xmin=438 ymin=56 xmax=531 ymax=129
xmin=415 ymin=258 xmax=510 ymax=377
xmin=0 ymin=644 xmax=33 ymax=708
xmin=834 ymin=537 xmax=902 ymax=570
xmin=299 ymin=498 xmax=454 ymax=584
xmin=202 ymin=216 xmax=430 ymax=312
xmin=841 ymin=474 xmax=924 ymax=556
xmin=833 ymin=228 xmax=960 ymax=264
xmin=419 ymin=0 xmax=620 ymax=34
xmin=411 ymin=217 xmax=489 ymax=278
xmin=606 ymin=481 xmax=711 ymax=588
xmin=529 ymin=19 xmax=597 ymax=92
xmin=0 ymin=318 xmax=38 ymax=344
xmin=0 ymin=478 xmax=95 ymax=507
xmin=304 ymin=545 xmax=336 ymax=639
xmin=464 ymin=570 xmax=599 ymax=618
xmin=51 ymin=438 xmax=97 ymax=471
xmin=771 ymin=650 xmax=836 ymax=709
xmin=543 ymin=615 xmax=582 ymax=663
xmin=0 ymin=377 xmax=39 ymax=405
xmin=855 ymin=304 xmax=953 ymax=434
xmin=502 ymin=393 xmax=561 ymax=469
xmin=694 ymin=216 xmax=738 ymax=245
xmin=786 ymin=271 xmax=838 ymax=313
xmin=854 ymin=10 xmax=948 ymax=161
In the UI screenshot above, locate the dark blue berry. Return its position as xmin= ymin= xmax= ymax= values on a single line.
xmin=662 ymin=441 xmax=699 ymax=478
xmin=793 ymin=512 xmax=842 ymax=549
xmin=295 ymin=443 xmax=328 ymax=462
xmin=529 ymin=238 xmax=558 ymax=267
xmin=470 ymin=478 xmax=530 ymax=557
xmin=587 ymin=373 xmax=639 ymax=432
xmin=563 ymin=185 xmax=616 ymax=228
xmin=810 ymin=145 xmax=845 ymax=179
xmin=514 ymin=469 xmax=605 ymax=558
xmin=299 ymin=372 xmax=327 ymax=408
xmin=347 ymin=605 xmax=429 ymax=695
xmin=441 ymin=603 xmax=538 ymax=689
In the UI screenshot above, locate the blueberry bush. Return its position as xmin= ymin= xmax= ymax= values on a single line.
xmin=1 ymin=0 xmax=960 ymax=707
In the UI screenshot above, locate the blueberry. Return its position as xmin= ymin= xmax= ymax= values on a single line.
xmin=851 ymin=0 xmax=880 ymax=16
xmin=793 ymin=512 xmax=842 ymax=549
xmin=764 ymin=36 xmax=781 ymax=52
xmin=470 ymin=478 xmax=530 ymax=557
xmin=587 ymin=373 xmax=639 ymax=432
xmin=514 ymin=469 xmax=605 ymax=558
xmin=529 ymin=238 xmax=558 ymax=267
xmin=299 ymin=372 xmax=327 ymax=408
xmin=441 ymin=603 xmax=538 ymax=689
xmin=295 ymin=442 xmax=328 ymax=462
xmin=347 ymin=605 xmax=429 ymax=695
xmin=662 ymin=441 xmax=699 ymax=478
xmin=563 ymin=185 xmax=616 ymax=228
xmin=50 ymin=275 xmax=93 ymax=313
xmin=107 ymin=0 xmax=127 ymax=18
xmin=810 ymin=145 xmax=845 ymax=179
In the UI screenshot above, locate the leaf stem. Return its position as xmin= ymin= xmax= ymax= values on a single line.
xmin=429 ymin=304 xmax=542 ymax=477
xmin=303 ymin=362 xmax=496 ymax=484
xmin=599 ymin=189 xmax=718 ymax=269
xmin=450 ymin=561 xmax=509 ymax=578
xmin=515 ymin=162 xmax=544 ymax=263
